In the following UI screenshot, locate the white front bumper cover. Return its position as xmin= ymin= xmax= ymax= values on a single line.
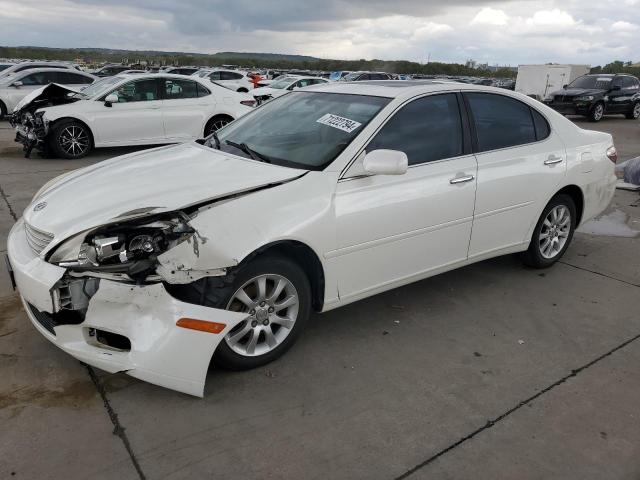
xmin=8 ymin=219 xmax=247 ymax=397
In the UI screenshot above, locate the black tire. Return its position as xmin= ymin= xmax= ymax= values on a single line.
xmin=204 ymin=115 xmax=233 ymax=136
xmin=625 ymin=101 xmax=640 ymax=120
xmin=49 ymin=120 xmax=93 ymax=159
xmin=207 ymin=254 xmax=311 ymax=370
xmin=237 ymin=87 xmax=249 ymax=93
xmin=588 ymin=102 xmax=604 ymax=122
xmin=520 ymin=194 xmax=577 ymax=268
xmin=0 ymin=101 xmax=6 ymax=121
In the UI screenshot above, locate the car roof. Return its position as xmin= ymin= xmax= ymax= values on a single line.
xmin=11 ymin=67 xmax=94 ymax=76
xmin=305 ymin=80 xmax=500 ymax=98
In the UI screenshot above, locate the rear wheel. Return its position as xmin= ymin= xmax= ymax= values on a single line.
xmin=49 ymin=120 xmax=92 ymax=159
xmin=625 ymin=101 xmax=640 ymax=120
xmin=588 ymin=102 xmax=604 ymax=122
xmin=211 ymin=255 xmax=311 ymax=370
xmin=237 ymin=87 xmax=249 ymax=93
xmin=204 ymin=115 xmax=233 ymax=136
xmin=520 ymin=194 xmax=577 ymax=268
xmin=0 ymin=101 xmax=6 ymax=120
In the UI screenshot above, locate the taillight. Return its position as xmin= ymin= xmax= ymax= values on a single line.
xmin=606 ymin=146 xmax=618 ymax=163
xmin=240 ymin=99 xmax=256 ymax=107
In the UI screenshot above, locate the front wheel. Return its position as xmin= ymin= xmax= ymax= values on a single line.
xmin=588 ymin=102 xmax=604 ymax=122
xmin=625 ymin=102 xmax=640 ymax=120
xmin=49 ymin=120 xmax=92 ymax=159
xmin=520 ymin=194 xmax=576 ymax=268
xmin=212 ymin=255 xmax=311 ymax=370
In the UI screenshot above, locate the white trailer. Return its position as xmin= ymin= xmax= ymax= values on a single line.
xmin=515 ymin=64 xmax=590 ymax=101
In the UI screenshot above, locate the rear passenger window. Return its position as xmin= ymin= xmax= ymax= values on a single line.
xmin=164 ymin=79 xmax=199 ymax=99
xmin=466 ymin=93 xmax=536 ymax=151
xmin=531 ymin=109 xmax=550 ymax=141
xmin=196 ymin=83 xmax=210 ymax=97
xmin=367 ymin=93 xmax=463 ymax=165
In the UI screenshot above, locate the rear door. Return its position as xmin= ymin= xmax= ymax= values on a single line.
xmin=90 ymin=78 xmax=165 ymax=144
xmin=161 ymin=78 xmax=211 ymax=140
xmin=464 ymin=92 xmax=566 ymax=258
xmin=607 ymin=76 xmax=627 ymax=113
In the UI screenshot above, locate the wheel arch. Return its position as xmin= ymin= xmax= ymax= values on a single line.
xmin=240 ymin=240 xmax=326 ymax=312
xmin=0 ymin=98 xmax=7 ymax=117
xmin=555 ymin=184 xmax=584 ymax=226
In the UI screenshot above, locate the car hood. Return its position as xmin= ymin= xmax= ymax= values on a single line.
xmin=549 ymin=88 xmax=604 ymax=98
xmin=12 ymin=83 xmax=82 ymax=113
xmin=251 ymin=86 xmax=281 ymax=96
xmin=24 ymin=142 xmax=306 ymax=245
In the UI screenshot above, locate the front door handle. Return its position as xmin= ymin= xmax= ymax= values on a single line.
xmin=449 ymin=175 xmax=475 ymax=184
xmin=544 ymin=155 xmax=563 ymax=165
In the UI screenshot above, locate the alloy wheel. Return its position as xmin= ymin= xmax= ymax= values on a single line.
xmin=593 ymin=104 xmax=604 ymax=121
xmin=633 ymin=103 xmax=640 ymax=119
xmin=206 ymin=118 xmax=230 ymax=136
xmin=58 ymin=125 xmax=90 ymax=157
xmin=538 ymin=205 xmax=571 ymax=259
xmin=224 ymin=274 xmax=299 ymax=357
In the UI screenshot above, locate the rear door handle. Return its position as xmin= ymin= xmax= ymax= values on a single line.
xmin=544 ymin=155 xmax=563 ymax=165
xmin=449 ymin=175 xmax=475 ymax=184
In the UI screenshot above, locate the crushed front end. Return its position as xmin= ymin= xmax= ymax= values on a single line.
xmin=9 ymin=83 xmax=81 ymax=158
xmin=7 ymin=211 xmax=247 ymax=397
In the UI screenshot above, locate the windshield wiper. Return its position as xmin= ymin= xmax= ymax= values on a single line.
xmin=225 ymin=140 xmax=271 ymax=163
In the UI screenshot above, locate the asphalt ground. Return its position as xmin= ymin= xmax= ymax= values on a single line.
xmin=0 ymin=113 xmax=639 ymax=480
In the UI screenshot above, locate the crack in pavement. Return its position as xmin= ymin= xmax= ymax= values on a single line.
xmin=0 ymin=183 xmax=18 ymax=221
xmin=559 ymin=260 xmax=640 ymax=288
xmin=394 ymin=331 xmax=640 ymax=480
xmin=86 ymin=365 xmax=147 ymax=480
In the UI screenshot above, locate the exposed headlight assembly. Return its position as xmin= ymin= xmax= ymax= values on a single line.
xmin=48 ymin=213 xmax=196 ymax=280
xmin=574 ymin=95 xmax=594 ymax=101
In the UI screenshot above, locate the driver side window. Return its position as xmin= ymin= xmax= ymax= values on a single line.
xmin=112 ymin=79 xmax=159 ymax=103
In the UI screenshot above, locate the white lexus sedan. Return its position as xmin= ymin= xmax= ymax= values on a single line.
xmin=7 ymin=82 xmax=617 ymax=396
xmin=11 ymin=73 xmax=256 ymax=159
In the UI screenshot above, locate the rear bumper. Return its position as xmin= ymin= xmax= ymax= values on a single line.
xmin=7 ymin=219 xmax=247 ymax=397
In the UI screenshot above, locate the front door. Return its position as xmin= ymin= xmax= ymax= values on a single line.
xmin=331 ymin=93 xmax=477 ymax=302
xmin=91 ymin=78 xmax=165 ymax=145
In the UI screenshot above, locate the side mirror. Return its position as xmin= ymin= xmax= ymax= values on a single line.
xmin=363 ymin=149 xmax=408 ymax=176
xmin=104 ymin=93 xmax=118 ymax=107
xmin=562 ymin=84 xmax=567 ymax=89
xmin=11 ymin=81 xmax=23 ymax=88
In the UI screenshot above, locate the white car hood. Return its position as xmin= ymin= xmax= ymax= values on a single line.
xmin=251 ymin=86 xmax=283 ymax=97
xmin=12 ymin=83 xmax=81 ymax=113
xmin=24 ymin=143 xmax=305 ymax=245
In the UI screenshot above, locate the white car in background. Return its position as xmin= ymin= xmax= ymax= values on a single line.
xmin=205 ymin=69 xmax=255 ymax=92
xmin=251 ymin=76 xmax=329 ymax=104
xmin=11 ymin=73 xmax=255 ymax=158
xmin=7 ymin=82 xmax=616 ymax=396
xmin=0 ymin=61 xmax=80 ymax=81
xmin=0 ymin=68 xmax=96 ymax=120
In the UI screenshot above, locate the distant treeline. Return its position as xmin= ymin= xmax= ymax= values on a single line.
xmin=0 ymin=45 xmax=516 ymax=77
xmin=591 ymin=61 xmax=640 ymax=77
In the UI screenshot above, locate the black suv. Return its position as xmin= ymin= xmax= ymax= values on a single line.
xmin=545 ymin=73 xmax=640 ymax=122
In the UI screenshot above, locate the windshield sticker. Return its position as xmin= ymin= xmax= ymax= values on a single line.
xmin=316 ymin=113 xmax=362 ymax=133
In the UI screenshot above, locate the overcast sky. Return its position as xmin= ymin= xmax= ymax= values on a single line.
xmin=1 ymin=0 xmax=638 ymax=66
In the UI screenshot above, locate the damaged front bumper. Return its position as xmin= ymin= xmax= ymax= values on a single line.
xmin=11 ymin=111 xmax=49 ymax=158
xmin=7 ymin=218 xmax=247 ymax=397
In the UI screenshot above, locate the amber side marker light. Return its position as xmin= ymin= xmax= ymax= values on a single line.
xmin=176 ymin=318 xmax=226 ymax=334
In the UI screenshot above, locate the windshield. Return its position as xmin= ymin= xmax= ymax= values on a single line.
xmin=207 ymin=91 xmax=390 ymax=170
xmin=568 ymin=76 xmax=613 ymax=90
xmin=269 ymin=76 xmax=297 ymax=89
xmin=343 ymin=73 xmax=362 ymax=81
xmin=81 ymin=76 xmax=123 ymax=97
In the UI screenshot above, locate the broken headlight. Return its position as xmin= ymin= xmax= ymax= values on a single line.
xmin=48 ymin=213 xmax=196 ymax=279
